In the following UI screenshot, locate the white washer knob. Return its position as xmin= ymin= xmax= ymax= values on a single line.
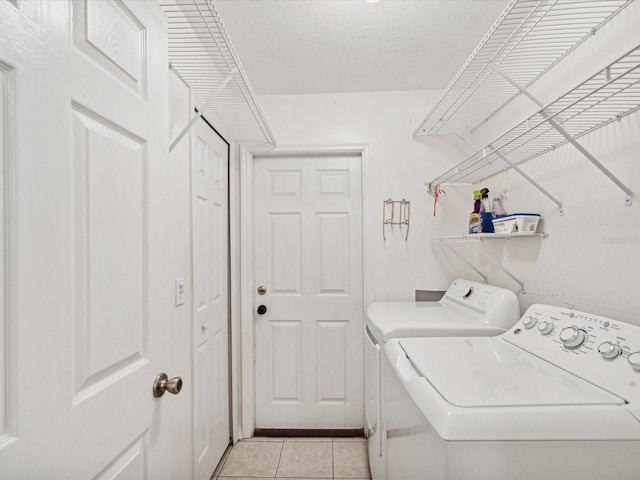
xmin=598 ymin=341 xmax=621 ymax=360
xmin=628 ymin=352 xmax=640 ymax=371
xmin=559 ymin=327 xmax=588 ymax=349
xmin=522 ymin=316 xmax=537 ymax=329
xmin=537 ymin=321 xmax=554 ymax=335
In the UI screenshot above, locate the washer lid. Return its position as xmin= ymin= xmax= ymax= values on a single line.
xmin=398 ymin=337 xmax=625 ymax=407
xmin=366 ymin=302 xmax=504 ymax=343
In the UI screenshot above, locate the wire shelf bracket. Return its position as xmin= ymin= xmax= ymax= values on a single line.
xmin=169 ymin=66 xmax=238 ymax=152
xmin=487 ymin=143 xmax=565 ymax=215
xmin=491 ymin=64 xmax=633 ymax=207
xmin=440 ymin=119 xmax=478 ymax=151
xmin=435 ymin=238 xmax=489 ymax=284
xmin=475 ymin=244 xmax=525 ymax=294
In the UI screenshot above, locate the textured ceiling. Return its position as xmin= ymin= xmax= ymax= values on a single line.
xmin=214 ymin=0 xmax=510 ymax=95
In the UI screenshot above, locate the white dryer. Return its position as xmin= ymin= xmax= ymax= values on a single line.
xmin=365 ymin=279 xmax=519 ymax=480
xmin=384 ymin=303 xmax=640 ymax=480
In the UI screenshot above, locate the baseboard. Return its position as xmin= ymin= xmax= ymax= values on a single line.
xmin=253 ymin=428 xmax=365 ymax=438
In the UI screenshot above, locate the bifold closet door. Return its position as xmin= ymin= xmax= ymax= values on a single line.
xmin=190 ymin=118 xmax=230 ymax=479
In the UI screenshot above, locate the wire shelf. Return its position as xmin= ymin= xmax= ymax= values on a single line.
xmin=428 ymin=45 xmax=640 ymax=188
xmin=433 ymin=233 xmax=546 ymax=243
xmin=431 ymin=233 xmax=546 ymax=292
xmin=160 ymin=0 xmax=276 ymax=145
xmin=413 ymin=0 xmax=632 ymax=138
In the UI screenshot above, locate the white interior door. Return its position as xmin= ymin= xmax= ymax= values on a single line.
xmin=0 ymin=1 xmax=176 ymax=477
xmin=253 ymin=154 xmax=364 ymax=429
xmin=191 ymin=118 xmax=230 ymax=477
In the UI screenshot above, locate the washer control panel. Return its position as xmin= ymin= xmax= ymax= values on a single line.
xmin=440 ymin=279 xmax=519 ymax=329
xmin=443 ymin=280 xmax=499 ymax=307
xmin=505 ymin=304 xmax=640 ymax=400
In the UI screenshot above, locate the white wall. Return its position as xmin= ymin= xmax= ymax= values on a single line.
xmin=168 ymin=70 xmax=196 ymax=479
xmin=257 ymin=90 xmax=470 ymax=301
xmin=257 ymin=1 xmax=640 ymax=325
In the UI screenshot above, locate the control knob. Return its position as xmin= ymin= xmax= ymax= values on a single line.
xmin=598 ymin=341 xmax=622 ymax=360
xmin=522 ymin=316 xmax=537 ymax=329
xmin=537 ymin=321 xmax=554 ymax=335
xmin=559 ymin=327 xmax=588 ymax=349
xmin=628 ymin=352 xmax=640 ymax=371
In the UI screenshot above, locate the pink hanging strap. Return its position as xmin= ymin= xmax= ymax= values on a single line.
xmin=433 ymin=185 xmax=446 ymax=217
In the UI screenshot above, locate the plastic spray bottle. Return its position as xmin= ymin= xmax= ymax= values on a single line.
xmin=478 ymin=187 xmax=494 ymax=233
xmin=469 ymin=190 xmax=481 ymax=234
xmin=492 ymin=196 xmax=507 ymax=217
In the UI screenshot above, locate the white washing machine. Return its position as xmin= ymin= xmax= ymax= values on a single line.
xmin=384 ymin=303 xmax=640 ymax=480
xmin=365 ymin=279 xmax=519 ymax=480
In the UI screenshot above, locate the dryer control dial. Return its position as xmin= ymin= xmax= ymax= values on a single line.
xmin=598 ymin=341 xmax=622 ymax=360
xmin=537 ymin=321 xmax=554 ymax=335
xmin=522 ymin=316 xmax=537 ymax=329
xmin=628 ymin=352 xmax=640 ymax=371
xmin=559 ymin=327 xmax=588 ymax=349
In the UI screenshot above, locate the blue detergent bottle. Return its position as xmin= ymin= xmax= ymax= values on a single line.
xmin=479 ymin=187 xmax=494 ymax=233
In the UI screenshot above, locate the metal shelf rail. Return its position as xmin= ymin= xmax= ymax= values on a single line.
xmin=427 ymin=45 xmax=640 ymax=213
xmin=160 ymin=0 xmax=276 ymax=150
xmin=413 ymin=0 xmax=632 ymax=139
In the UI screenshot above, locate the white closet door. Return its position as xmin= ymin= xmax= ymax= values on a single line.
xmin=253 ymin=155 xmax=364 ymax=429
xmin=191 ymin=118 xmax=230 ymax=479
xmin=0 ymin=1 xmax=175 ymax=477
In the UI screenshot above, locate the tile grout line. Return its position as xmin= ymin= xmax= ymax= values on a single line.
xmin=273 ymin=438 xmax=285 ymax=479
xmin=332 ymin=438 xmax=335 ymax=480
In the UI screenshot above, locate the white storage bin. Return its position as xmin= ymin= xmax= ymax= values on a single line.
xmin=492 ymin=214 xmax=540 ymax=234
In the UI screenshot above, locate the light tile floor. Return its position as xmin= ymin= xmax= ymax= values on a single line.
xmin=212 ymin=437 xmax=371 ymax=480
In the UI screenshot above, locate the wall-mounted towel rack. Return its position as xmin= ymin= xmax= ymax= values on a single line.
xmin=383 ymin=199 xmax=410 ymax=241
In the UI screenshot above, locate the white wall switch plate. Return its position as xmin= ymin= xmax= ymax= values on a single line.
xmin=175 ymin=278 xmax=185 ymax=306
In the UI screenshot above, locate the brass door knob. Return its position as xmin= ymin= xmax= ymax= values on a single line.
xmin=153 ymin=373 xmax=183 ymax=398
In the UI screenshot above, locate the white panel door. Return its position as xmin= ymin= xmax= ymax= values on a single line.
xmin=191 ymin=119 xmax=230 ymax=478
xmin=254 ymin=155 xmax=363 ymax=428
xmin=0 ymin=1 xmax=175 ymax=477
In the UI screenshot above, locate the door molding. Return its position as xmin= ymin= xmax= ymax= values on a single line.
xmin=234 ymin=144 xmax=373 ymax=439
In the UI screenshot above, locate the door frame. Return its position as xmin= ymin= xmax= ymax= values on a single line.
xmin=234 ymin=144 xmax=373 ymax=439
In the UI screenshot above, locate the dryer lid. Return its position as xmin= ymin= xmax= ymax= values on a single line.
xmin=398 ymin=337 xmax=625 ymax=407
xmin=366 ymin=302 xmax=504 ymax=343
